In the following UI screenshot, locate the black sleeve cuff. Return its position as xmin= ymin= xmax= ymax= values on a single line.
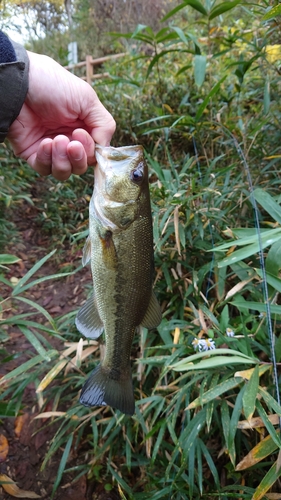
xmin=0 ymin=37 xmax=29 ymax=142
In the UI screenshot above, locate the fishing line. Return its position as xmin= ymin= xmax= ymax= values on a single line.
xmin=192 ymin=135 xmax=215 ymax=300
xmin=228 ymin=131 xmax=281 ymax=428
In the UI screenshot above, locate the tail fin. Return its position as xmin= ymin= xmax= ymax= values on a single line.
xmin=80 ymin=364 xmax=135 ymax=416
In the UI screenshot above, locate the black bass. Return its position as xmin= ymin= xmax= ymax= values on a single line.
xmin=76 ymin=145 xmax=162 ymax=415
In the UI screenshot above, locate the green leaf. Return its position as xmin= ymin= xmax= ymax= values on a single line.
xmin=252 ymin=460 xmax=281 ymax=500
xmin=195 ymin=76 xmax=227 ymax=121
xmin=256 ymin=399 xmax=281 ymax=449
xmin=161 ymin=0 xmax=207 ymax=22
xmin=209 ymin=0 xmax=241 ymax=20
xmin=259 ymin=386 xmax=281 ymax=415
xmin=12 ymin=249 xmax=56 ymax=296
xmin=51 ymin=434 xmax=73 ymax=497
xmin=231 ymin=298 xmax=281 ymax=316
xmin=13 ymin=271 xmax=75 ymax=296
xmin=0 ymin=351 xmax=58 ymax=384
xmin=255 ymin=268 xmax=281 ymax=295
xmin=15 ymin=296 xmax=57 ymax=330
xmin=236 ymin=432 xmax=279 ymax=471
xmin=266 ymin=240 xmax=281 ymax=277
xmin=219 ymin=238 xmax=281 ymax=267
xmin=108 ymin=464 xmax=133 ymax=496
xmin=275 ymin=333 xmax=281 ymax=363
xmin=254 ymin=188 xmax=281 ymax=225
xmin=0 ymin=254 xmax=21 ymax=265
xmin=0 ymin=402 xmax=18 ymax=417
xmin=215 ymin=265 xmax=227 ymax=301
xmin=173 ymin=355 xmax=257 ymax=372
xmin=18 ymin=325 xmax=52 ymax=362
xmin=262 ymin=4 xmax=281 ymax=21
xmin=213 ymin=228 xmax=281 ymax=251
xmin=228 ymin=385 xmax=245 ymax=466
xmin=242 ymin=364 xmax=259 ymax=421
xmin=264 ymin=77 xmax=270 ymax=114
xmin=194 ymin=55 xmax=207 ymax=87
xmin=171 ymin=348 xmax=258 ymax=371
xmin=187 ymin=376 xmax=243 ymax=409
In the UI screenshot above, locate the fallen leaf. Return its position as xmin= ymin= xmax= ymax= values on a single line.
xmin=238 ymin=414 xmax=280 ymax=429
xmin=15 ymin=415 xmax=26 ymax=438
xmin=0 ymin=474 xmax=41 ymax=498
xmin=0 ymin=434 xmax=9 ymax=462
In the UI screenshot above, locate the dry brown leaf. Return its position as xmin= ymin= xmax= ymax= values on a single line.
xmin=14 ymin=414 xmax=27 ymax=438
xmin=172 ymin=327 xmax=181 ymax=353
xmin=174 ymin=205 xmax=181 ymax=256
xmin=0 ymin=434 xmax=8 ymax=462
xmin=225 ymin=277 xmax=253 ymax=300
xmin=237 ymin=414 xmax=280 ymax=429
xmin=0 ymin=474 xmax=41 ymax=498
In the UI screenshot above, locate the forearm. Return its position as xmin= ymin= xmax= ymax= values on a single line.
xmin=0 ymin=32 xmax=29 ymax=142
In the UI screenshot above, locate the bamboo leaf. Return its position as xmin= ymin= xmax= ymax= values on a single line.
xmin=36 ymin=359 xmax=68 ymax=393
xmin=0 ymin=351 xmax=58 ymax=385
xmin=195 ymin=76 xmax=227 ymax=121
xmin=217 ymin=234 xmax=281 ymax=268
xmin=254 ymin=188 xmax=281 ymax=225
xmin=242 ymin=365 xmax=259 ymax=421
xmin=213 ymin=228 xmax=281 ymax=251
xmin=0 ymin=254 xmax=21 ymax=265
xmin=264 ymin=77 xmax=270 ymax=114
xmin=12 ymin=250 xmax=56 ymax=296
xmin=209 ymin=0 xmax=241 ymax=20
xmin=255 ymin=269 xmax=281 ymax=294
xmin=266 ymin=240 xmax=281 ymax=277
xmin=51 ymin=434 xmax=73 ymax=497
xmin=173 ymin=355 xmax=257 ymax=372
xmin=259 ymin=386 xmax=281 ymax=415
xmin=14 ymin=296 xmax=57 ymax=330
xmin=252 ymin=460 xmax=281 ymax=500
xmin=256 ymin=400 xmax=281 ymax=449
xmin=231 ymin=298 xmax=281 ymax=316
xmin=161 ymin=0 xmax=207 ymax=22
xmin=228 ymin=386 xmax=245 ymax=466
xmin=187 ymin=376 xmax=243 ymax=409
xmin=236 ymin=432 xmax=279 ymax=471
xmin=194 ymin=55 xmax=207 ymax=87
xmin=262 ymin=4 xmax=281 ymax=21
xmin=18 ymin=325 xmax=51 ymax=362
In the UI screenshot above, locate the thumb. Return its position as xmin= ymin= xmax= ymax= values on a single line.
xmin=83 ymin=90 xmax=116 ymax=146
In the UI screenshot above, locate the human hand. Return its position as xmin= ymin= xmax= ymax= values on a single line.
xmin=7 ymin=51 xmax=116 ymax=180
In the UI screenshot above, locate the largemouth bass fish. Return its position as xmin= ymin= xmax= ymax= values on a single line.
xmin=75 ymin=145 xmax=162 ymax=415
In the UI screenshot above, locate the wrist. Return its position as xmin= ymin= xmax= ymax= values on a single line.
xmin=0 ymin=33 xmax=29 ymax=142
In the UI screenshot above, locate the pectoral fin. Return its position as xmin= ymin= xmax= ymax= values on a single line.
xmin=141 ymin=291 xmax=162 ymax=329
xmin=75 ymin=295 xmax=104 ymax=339
xmin=99 ymin=229 xmax=117 ymax=270
xmin=82 ymin=236 xmax=91 ymax=267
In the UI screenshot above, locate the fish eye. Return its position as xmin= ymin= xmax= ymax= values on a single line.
xmin=131 ymin=165 xmax=144 ymax=184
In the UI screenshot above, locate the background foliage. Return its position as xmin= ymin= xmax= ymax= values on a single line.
xmin=1 ymin=0 xmax=281 ymax=498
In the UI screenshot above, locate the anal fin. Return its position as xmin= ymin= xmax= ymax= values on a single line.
xmin=140 ymin=290 xmax=162 ymax=329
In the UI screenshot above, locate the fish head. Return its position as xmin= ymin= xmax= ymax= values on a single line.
xmin=93 ymin=145 xmax=148 ymax=229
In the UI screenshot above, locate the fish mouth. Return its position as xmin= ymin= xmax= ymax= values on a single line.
xmin=95 ymin=144 xmax=144 ymax=178
xmin=95 ymin=144 xmax=143 ymax=160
